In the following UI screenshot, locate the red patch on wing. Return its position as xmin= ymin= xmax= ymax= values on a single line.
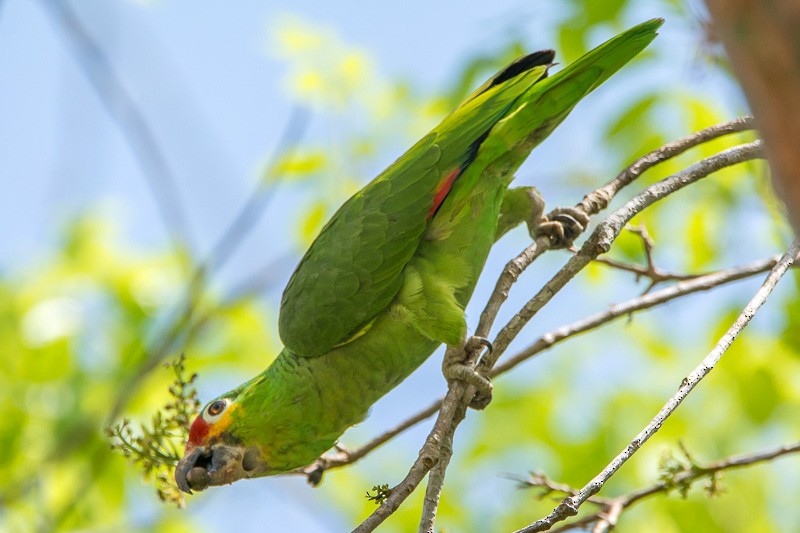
xmin=187 ymin=416 xmax=209 ymax=449
xmin=427 ymin=167 xmax=463 ymax=220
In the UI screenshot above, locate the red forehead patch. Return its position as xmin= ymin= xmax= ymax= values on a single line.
xmin=187 ymin=415 xmax=210 ymax=449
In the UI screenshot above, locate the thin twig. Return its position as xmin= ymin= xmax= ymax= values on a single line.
xmin=509 ymin=472 xmax=613 ymax=506
xmin=539 ymin=440 xmax=800 ymax=532
xmin=297 ymin=253 xmax=781 ymax=481
xmin=472 ymin=117 xmax=754 ymax=352
xmin=481 ymin=140 xmax=764 ymax=372
xmin=586 ymin=224 xmax=701 ymax=292
xmin=491 ymin=253 xmax=781 ymax=377
xmin=591 ymin=254 xmax=699 ymax=284
xmin=298 ymin=401 xmax=442 ymax=483
xmin=517 ymin=237 xmax=800 ymax=533
xmin=42 ymin=0 xmax=195 ymax=253
xmin=204 ymin=106 xmax=310 ymax=273
xmin=352 ymin=139 xmax=764 ymax=532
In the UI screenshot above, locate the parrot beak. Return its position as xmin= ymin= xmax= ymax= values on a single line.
xmin=175 ymin=442 xmax=267 ymax=494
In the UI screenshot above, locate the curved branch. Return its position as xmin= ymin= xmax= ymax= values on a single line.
xmin=42 ymin=0 xmax=195 ymax=253
xmin=480 ymin=140 xmax=764 ymax=372
xmin=474 ymin=117 xmax=755 ymax=346
xmin=352 ymin=138 xmax=765 ymax=532
xmin=526 ymin=440 xmax=800 ymax=532
xmin=297 ymin=253 xmax=782 ymax=483
xmin=517 ymin=237 xmax=800 ymax=533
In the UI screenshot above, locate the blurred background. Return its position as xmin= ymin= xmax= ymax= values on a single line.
xmin=1 ymin=0 xmax=798 ymax=532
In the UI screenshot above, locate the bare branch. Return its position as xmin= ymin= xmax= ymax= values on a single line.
xmin=590 ymin=254 xmax=698 ymax=285
xmin=480 ymin=140 xmax=764 ymax=373
xmin=204 ymin=106 xmax=310 ymax=274
xmin=517 ymin=237 xmax=800 ymax=533
xmin=352 ymin=137 xmax=764 ymax=532
xmin=533 ymin=440 xmax=800 ymax=532
xmin=492 ymin=254 xmax=781 ymax=377
xmin=576 ymin=116 xmax=754 ymax=216
xmin=419 ymin=427 xmax=454 ymax=533
xmin=509 ymin=472 xmax=613 ymax=507
xmin=570 ymin=224 xmax=704 ymax=297
xmin=298 ymin=253 xmax=782 ymax=485
xmin=299 ymin=400 xmax=442 ymax=484
xmin=352 ymin=347 xmax=472 ymax=532
xmin=42 ymin=0 xmax=195 ymax=253
xmin=474 ymin=117 xmax=754 ymax=347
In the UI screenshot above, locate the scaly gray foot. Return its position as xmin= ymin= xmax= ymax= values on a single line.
xmin=442 ymin=336 xmax=494 ymax=410
xmin=536 ymin=206 xmax=591 ymax=248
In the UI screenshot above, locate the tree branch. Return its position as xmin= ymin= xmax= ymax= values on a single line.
xmin=41 ymin=0 xmax=195 ymax=253
xmin=518 ymin=440 xmax=800 ymax=532
xmin=491 ymin=253 xmax=782 ymax=377
xmin=480 ymin=140 xmax=764 ymax=372
xmin=474 ymin=117 xmax=754 ymax=348
xmin=351 ymin=134 xmax=764 ymax=532
xmin=516 ymin=237 xmax=800 ymax=533
xmin=299 ymin=400 xmax=442 ymax=484
xmin=587 ymin=224 xmax=701 ymax=292
xmin=297 ymin=253 xmax=783 ymax=483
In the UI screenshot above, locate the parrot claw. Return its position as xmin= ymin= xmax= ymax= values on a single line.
xmin=443 ymin=338 xmax=494 ymax=410
xmin=466 ymin=335 xmax=493 ymax=354
xmin=535 ymin=206 xmax=591 ymax=248
xmin=444 ymin=363 xmax=493 ymax=409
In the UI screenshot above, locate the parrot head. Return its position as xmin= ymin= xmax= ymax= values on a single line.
xmin=174 ymin=395 xmax=269 ymax=493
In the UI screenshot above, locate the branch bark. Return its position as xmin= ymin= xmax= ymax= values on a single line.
xmin=481 ymin=140 xmax=764 ymax=372
xmin=474 ymin=117 xmax=754 ymax=349
xmin=352 ymin=134 xmax=764 ymax=532
xmin=300 ymin=253 xmax=782 ymax=482
xmin=516 ymin=237 xmax=800 ymax=533
xmin=520 ymin=440 xmax=800 ymax=532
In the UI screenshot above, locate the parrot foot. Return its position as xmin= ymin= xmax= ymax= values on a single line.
xmin=443 ymin=337 xmax=494 ymax=410
xmin=535 ymin=206 xmax=591 ymax=248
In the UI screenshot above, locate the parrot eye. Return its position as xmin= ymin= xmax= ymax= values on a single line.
xmin=203 ymin=399 xmax=229 ymax=423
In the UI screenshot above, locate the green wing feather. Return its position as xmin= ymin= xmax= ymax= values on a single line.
xmin=279 ymin=18 xmax=663 ymax=357
xmin=279 ymin=61 xmax=551 ymax=357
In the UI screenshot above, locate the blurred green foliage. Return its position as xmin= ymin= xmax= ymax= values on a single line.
xmin=2 ymin=1 xmax=799 ymax=532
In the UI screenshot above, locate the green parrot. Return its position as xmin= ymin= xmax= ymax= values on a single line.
xmin=176 ymin=18 xmax=662 ymax=493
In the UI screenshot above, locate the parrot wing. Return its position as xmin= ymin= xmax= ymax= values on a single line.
xmin=278 ymin=18 xmax=663 ymax=358
xmin=278 ymin=54 xmax=554 ymax=357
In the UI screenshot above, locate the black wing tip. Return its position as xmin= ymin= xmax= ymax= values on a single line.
xmin=489 ymin=49 xmax=556 ymax=89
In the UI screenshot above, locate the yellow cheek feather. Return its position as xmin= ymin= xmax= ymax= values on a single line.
xmin=207 ymin=403 xmax=242 ymax=439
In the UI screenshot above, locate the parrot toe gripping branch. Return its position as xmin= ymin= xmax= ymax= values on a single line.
xmin=175 ymin=18 xmax=663 ymax=494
